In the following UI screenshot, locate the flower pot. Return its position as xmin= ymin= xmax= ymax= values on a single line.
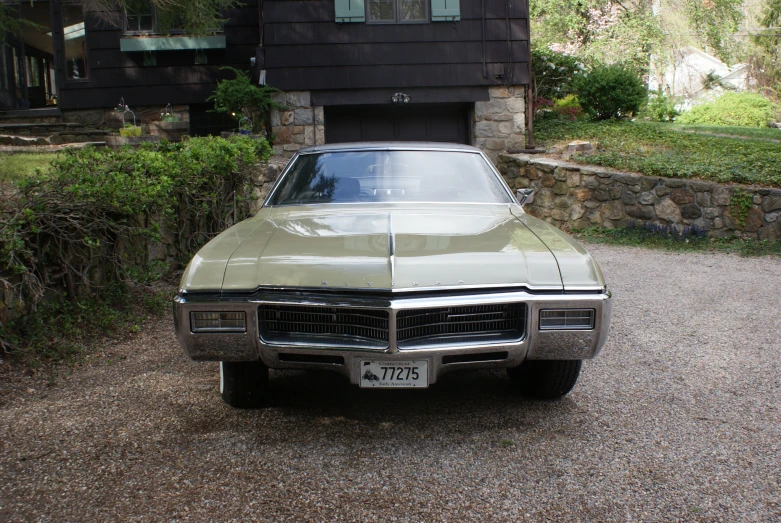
xmin=105 ymin=135 xmax=162 ymax=148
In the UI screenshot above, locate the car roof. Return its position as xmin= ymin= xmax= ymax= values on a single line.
xmin=297 ymin=142 xmax=482 ymax=154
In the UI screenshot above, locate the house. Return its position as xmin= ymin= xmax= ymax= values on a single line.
xmin=649 ymin=46 xmax=749 ymax=105
xmin=0 ymin=0 xmax=532 ymax=159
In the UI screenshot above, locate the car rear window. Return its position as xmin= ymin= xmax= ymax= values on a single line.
xmin=267 ymin=150 xmax=513 ymax=206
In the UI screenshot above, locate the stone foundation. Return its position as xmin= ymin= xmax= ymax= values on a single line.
xmin=498 ymin=153 xmax=781 ymax=241
xmin=62 ymin=105 xmax=190 ymax=129
xmin=270 ymin=91 xmax=324 ymax=157
xmin=474 ymin=85 xmax=526 ymax=162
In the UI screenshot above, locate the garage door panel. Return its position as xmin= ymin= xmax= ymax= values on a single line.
xmin=325 ymin=103 xmax=469 ymax=144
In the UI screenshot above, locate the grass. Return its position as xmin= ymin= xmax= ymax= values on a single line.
xmin=0 ymin=152 xmax=57 ymax=182
xmin=670 ymin=123 xmax=781 ymax=142
xmin=575 ymin=225 xmax=781 ymax=257
xmin=535 ymin=119 xmax=781 ymax=188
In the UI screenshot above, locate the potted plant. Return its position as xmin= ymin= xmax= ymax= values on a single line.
xmin=106 ymin=99 xmax=161 ymax=148
xmin=150 ymin=103 xmax=189 ymax=142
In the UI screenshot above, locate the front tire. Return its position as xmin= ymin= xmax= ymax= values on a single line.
xmin=220 ymin=361 xmax=269 ymax=408
xmin=508 ymin=360 xmax=582 ymax=399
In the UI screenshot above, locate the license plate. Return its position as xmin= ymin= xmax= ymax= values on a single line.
xmin=359 ymin=360 xmax=428 ymax=388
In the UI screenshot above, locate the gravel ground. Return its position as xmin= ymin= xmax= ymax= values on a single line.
xmin=1 ymin=245 xmax=779 ymax=522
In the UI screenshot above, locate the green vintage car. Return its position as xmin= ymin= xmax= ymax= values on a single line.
xmin=173 ymin=143 xmax=612 ymax=408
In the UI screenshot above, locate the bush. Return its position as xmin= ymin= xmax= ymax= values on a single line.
xmin=209 ymin=66 xmax=287 ymax=139
xmin=573 ymin=63 xmax=647 ymax=120
xmin=553 ymin=94 xmax=584 ymax=120
xmin=677 ymin=92 xmax=780 ymax=127
xmin=0 ymin=136 xmax=272 ymax=355
xmin=642 ymin=90 xmax=680 ymax=122
xmin=119 ymin=124 xmax=143 ymax=137
xmin=531 ymin=48 xmax=583 ymax=113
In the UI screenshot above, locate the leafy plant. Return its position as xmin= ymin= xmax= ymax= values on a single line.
xmin=208 ymin=67 xmax=287 ymax=140
xmin=553 ymin=94 xmax=583 ymax=120
xmin=161 ymin=113 xmax=180 ymax=123
xmin=0 ymin=136 xmax=272 ymax=357
xmin=573 ymin=63 xmax=647 ymax=120
xmin=729 ymin=188 xmax=754 ymax=227
xmin=531 ymin=47 xmax=583 ymax=112
xmin=678 ymin=92 xmax=781 ymax=128
xmin=119 ymin=124 xmax=143 ymax=137
xmin=642 ymin=90 xmax=680 ymax=122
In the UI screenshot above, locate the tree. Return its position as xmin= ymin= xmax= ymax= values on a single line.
xmin=84 ymin=0 xmax=242 ymax=36
xmin=749 ymin=0 xmax=781 ymax=93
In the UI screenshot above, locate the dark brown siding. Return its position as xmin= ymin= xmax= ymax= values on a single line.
xmin=262 ymin=0 xmax=531 ymax=93
xmin=56 ymin=1 xmax=260 ymax=110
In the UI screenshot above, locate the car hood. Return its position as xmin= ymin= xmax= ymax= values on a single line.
xmin=180 ymin=204 xmax=604 ymax=293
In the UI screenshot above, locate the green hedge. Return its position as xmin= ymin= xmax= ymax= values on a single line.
xmin=1 ymin=136 xmax=272 ymax=356
xmin=678 ymin=92 xmax=780 ymax=128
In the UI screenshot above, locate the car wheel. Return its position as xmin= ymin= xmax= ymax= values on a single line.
xmin=507 ymin=360 xmax=582 ymax=399
xmin=220 ymin=361 xmax=269 ymax=408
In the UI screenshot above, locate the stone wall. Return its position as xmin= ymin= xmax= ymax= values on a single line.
xmin=270 ymin=91 xmax=325 ymax=157
xmin=62 ymin=105 xmax=190 ymax=129
xmin=474 ymin=85 xmax=526 ymax=162
xmin=497 ymin=153 xmax=781 ymax=241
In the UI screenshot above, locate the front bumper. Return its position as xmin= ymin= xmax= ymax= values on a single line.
xmin=173 ymin=289 xmax=612 ymax=385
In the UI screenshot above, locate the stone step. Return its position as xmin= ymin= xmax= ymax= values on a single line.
xmin=0 ymin=130 xmax=114 ymax=146
xmin=0 ymin=107 xmax=63 ymax=125
xmin=0 ymin=122 xmax=87 ymax=135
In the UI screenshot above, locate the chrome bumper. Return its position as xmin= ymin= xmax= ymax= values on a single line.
xmin=173 ymin=290 xmax=612 ymax=385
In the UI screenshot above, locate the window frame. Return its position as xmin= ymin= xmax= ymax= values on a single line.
xmin=60 ymin=3 xmax=90 ymax=83
xmin=366 ymin=0 xmax=430 ymax=25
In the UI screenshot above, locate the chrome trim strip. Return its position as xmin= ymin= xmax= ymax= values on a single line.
xmin=388 ymin=212 xmax=396 ymax=288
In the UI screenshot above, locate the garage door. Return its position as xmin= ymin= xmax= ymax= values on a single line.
xmin=325 ymin=103 xmax=470 ymax=144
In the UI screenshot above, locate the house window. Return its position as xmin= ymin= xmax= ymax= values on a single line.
xmin=125 ymin=0 xmax=154 ymax=34
xmin=62 ymin=5 xmax=89 ymax=80
xmin=367 ymin=0 xmax=428 ymax=23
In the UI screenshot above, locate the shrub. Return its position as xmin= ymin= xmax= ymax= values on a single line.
xmin=531 ymin=48 xmax=584 ymax=113
xmin=0 ymin=136 xmax=272 ymax=355
xmin=209 ymin=66 xmax=287 ymax=139
xmin=119 ymin=124 xmax=143 ymax=137
xmin=642 ymin=90 xmax=680 ymax=122
xmin=573 ymin=63 xmax=647 ymax=120
xmin=677 ymin=92 xmax=781 ymax=127
xmin=553 ymin=94 xmax=584 ymax=120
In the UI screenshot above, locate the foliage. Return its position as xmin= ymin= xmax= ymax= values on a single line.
xmin=749 ymin=0 xmax=781 ymax=92
xmin=0 ymin=2 xmax=41 ymax=42
xmin=573 ymin=63 xmax=647 ymax=120
xmin=574 ymin=225 xmax=781 ymax=257
xmin=530 ymin=47 xmax=583 ymax=106
xmin=729 ymin=189 xmax=754 ymax=228
xmin=161 ymin=113 xmax=180 ymax=123
xmin=119 ymin=124 xmax=143 ymax=137
xmin=86 ymin=0 xmax=241 ymax=36
xmin=677 ymin=93 xmax=780 ymax=128
xmin=0 ymin=136 xmax=272 ymax=356
xmin=530 ymin=0 xmax=661 ymax=71
xmin=553 ymin=94 xmax=583 ymax=120
xmin=641 ymin=90 xmax=680 ymax=122
xmin=682 ymin=0 xmax=744 ymax=62
xmin=0 ymin=153 xmax=56 ymax=183
xmin=670 ymin=124 xmax=781 ymax=141
xmin=700 ymin=71 xmax=734 ymax=92
xmin=535 ymin=119 xmax=781 ymax=187
xmin=208 ymin=67 xmax=287 ymax=140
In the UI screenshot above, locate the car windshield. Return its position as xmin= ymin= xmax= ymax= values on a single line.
xmin=267 ymin=150 xmax=513 ymax=206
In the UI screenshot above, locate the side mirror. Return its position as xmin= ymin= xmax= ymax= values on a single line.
xmin=516 ymin=188 xmax=534 ymax=206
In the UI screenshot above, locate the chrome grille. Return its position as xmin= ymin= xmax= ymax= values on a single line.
xmin=396 ymin=303 xmax=526 ymax=348
xmin=258 ymin=305 xmax=389 ymax=349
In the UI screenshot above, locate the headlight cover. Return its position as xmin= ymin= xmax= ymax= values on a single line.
xmin=539 ymin=309 xmax=595 ymax=330
xmin=191 ymin=311 xmax=246 ymax=333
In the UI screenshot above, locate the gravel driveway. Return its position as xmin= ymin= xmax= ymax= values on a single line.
xmin=1 ymin=245 xmax=779 ymax=522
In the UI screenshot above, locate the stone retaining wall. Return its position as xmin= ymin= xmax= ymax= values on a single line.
xmin=497 ymin=154 xmax=781 ymax=241
xmin=270 ymin=91 xmax=325 ymax=157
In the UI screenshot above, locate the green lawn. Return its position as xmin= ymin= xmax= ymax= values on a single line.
xmin=534 ymin=119 xmax=781 ymax=188
xmin=0 ymin=152 xmax=57 ymax=182
xmin=669 ymin=123 xmax=781 ymax=141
